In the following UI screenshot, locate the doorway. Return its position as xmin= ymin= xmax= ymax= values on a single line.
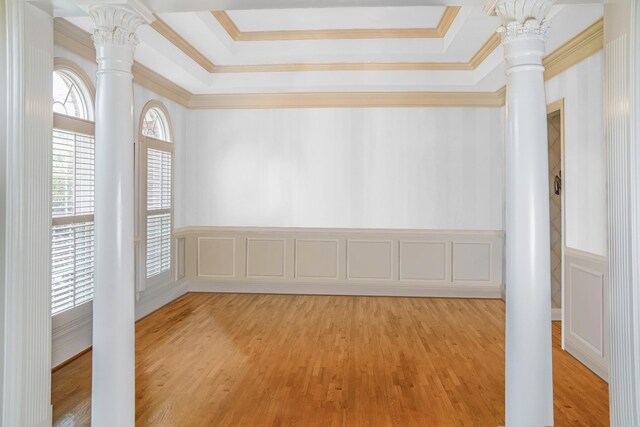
xmin=547 ymin=101 xmax=564 ymax=325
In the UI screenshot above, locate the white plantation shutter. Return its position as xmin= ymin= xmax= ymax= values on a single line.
xmin=51 ymin=125 xmax=95 ymax=315
xmin=145 ymin=145 xmax=172 ymax=279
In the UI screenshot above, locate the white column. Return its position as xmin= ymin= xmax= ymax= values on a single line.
xmin=604 ymin=0 xmax=640 ymax=423
xmin=88 ymin=5 xmax=149 ymax=426
xmin=1 ymin=2 xmax=53 ymax=425
xmin=489 ymin=1 xmax=555 ymax=425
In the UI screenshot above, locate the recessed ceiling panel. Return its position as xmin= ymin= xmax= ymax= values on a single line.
xmin=226 ymin=7 xmax=446 ymax=32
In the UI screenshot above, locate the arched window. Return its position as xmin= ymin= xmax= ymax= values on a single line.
xmin=140 ymin=102 xmax=173 ymax=284
xmin=141 ymin=106 xmax=170 ymax=141
xmin=52 ymin=68 xmax=93 ymax=120
xmin=51 ymin=59 xmax=96 ymax=315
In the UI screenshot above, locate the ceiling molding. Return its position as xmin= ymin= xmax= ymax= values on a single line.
xmin=212 ymin=7 xmax=461 ymax=41
xmin=187 ymin=88 xmax=506 ymax=109
xmin=212 ymin=33 xmax=500 ymax=73
xmin=150 ymin=15 xmax=216 ymax=72
xmin=543 ymin=17 xmax=603 ymax=81
xmin=53 ymin=18 xmax=192 ymax=107
xmin=53 ymin=17 xmax=604 ymax=110
xmin=132 ymin=62 xmax=192 ymax=107
xmin=53 ymin=17 xmax=96 ymax=62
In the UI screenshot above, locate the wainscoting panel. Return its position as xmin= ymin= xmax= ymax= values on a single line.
xmin=178 ymin=227 xmax=503 ymax=298
xmin=347 ymin=240 xmax=394 ymax=280
xmin=564 ymin=247 xmax=608 ymax=381
xmin=399 ymin=241 xmax=449 ymax=281
xmin=452 ymin=242 xmax=492 ymax=282
xmin=295 ymin=239 xmax=339 ymax=279
xmin=246 ymin=238 xmax=286 ymax=278
xmin=198 ymin=237 xmax=236 ymax=277
xmin=177 ymin=237 xmax=186 ymax=280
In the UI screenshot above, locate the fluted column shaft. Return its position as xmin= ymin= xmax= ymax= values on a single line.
xmin=89 ymin=5 xmax=146 ymax=426
xmin=604 ymin=0 xmax=640 ymax=423
xmin=491 ymin=1 xmax=556 ymax=425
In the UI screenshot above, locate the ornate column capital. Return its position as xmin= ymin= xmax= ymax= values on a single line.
xmin=484 ymin=0 xmax=556 ymax=43
xmin=88 ymin=2 xmax=153 ymax=48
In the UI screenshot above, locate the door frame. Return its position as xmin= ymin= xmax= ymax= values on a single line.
xmin=547 ymin=98 xmax=566 ymax=348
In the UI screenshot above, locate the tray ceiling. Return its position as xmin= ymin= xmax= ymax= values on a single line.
xmin=61 ymin=3 xmax=603 ymax=95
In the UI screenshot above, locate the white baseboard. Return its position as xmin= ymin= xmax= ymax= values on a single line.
xmin=135 ymin=279 xmax=189 ymax=321
xmin=551 ymin=308 xmax=562 ymax=321
xmin=52 ymin=310 xmax=92 ymax=368
xmin=188 ymin=280 xmax=502 ymax=299
xmin=565 ymin=339 xmax=609 ymax=382
xmin=52 ymin=280 xmax=188 ymax=368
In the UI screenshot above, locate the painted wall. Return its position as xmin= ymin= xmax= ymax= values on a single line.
xmin=545 ymin=51 xmax=606 ymax=256
xmin=182 ymin=107 xmax=505 ymax=230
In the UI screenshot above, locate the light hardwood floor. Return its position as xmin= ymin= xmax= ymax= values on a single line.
xmin=52 ymin=293 xmax=609 ymax=426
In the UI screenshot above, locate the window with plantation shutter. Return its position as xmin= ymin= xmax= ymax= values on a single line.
xmin=146 ymin=148 xmax=172 ymax=278
xmin=141 ymin=104 xmax=173 ymax=282
xmin=51 ymin=67 xmax=95 ymax=316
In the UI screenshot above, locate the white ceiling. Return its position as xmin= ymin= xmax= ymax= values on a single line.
xmin=62 ymin=3 xmax=604 ymax=95
xmin=227 ymin=7 xmax=446 ymax=31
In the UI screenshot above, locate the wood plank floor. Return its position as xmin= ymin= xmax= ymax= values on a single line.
xmin=52 ymin=293 xmax=609 ymax=426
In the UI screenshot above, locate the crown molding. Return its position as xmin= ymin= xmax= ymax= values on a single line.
xmin=543 ymin=17 xmax=603 ymax=81
xmin=187 ymin=89 xmax=506 ymax=109
xmin=54 ymin=18 xmax=192 ymax=107
xmin=132 ymin=62 xmax=192 ymax=106
xmin=212 ymin=7 xmax=461 ymax=42
xmin=53 ymin=16 xmax=603 ymax=110
xmin=212 ymin=32 xmax=500 ymax=73
xmin=150 ymin=14 xmax=216 ymax=72
xmin=54 ymin=17 xmax=96 ymax=61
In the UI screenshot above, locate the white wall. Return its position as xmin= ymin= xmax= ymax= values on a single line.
xmin=545 ymin=52 xmax=606 ymax=256
xmin=182 ymin=107 xmax=505 ymax=230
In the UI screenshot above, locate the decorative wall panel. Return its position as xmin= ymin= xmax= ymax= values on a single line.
xmin=564 ymin=247 xmax=608 ymax=380
xmin=197 ymin=237 xmax=235 ymax=277
xmin=246 ymin=238 xmax=286 ymax=278
xmin=179 ymin=226 xmax=503 ymax=298
xmin=347 ymin=240 xmax=393 ymax=280
xmin=177 ymin=237 xmax=186 ymax=280
xmin=399 ymin=241 xmax=448 ymax=281
xmin=295 ymin=239 xmax=339 ymax=279
xmin=452 ymin=242 xmax=492 ymax=282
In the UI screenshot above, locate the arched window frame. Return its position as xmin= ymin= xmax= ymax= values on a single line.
xmin=53 ymin=57 xmax=95 ymax=122
xmin=138 ymin=100 xmax=174 ymax=290
xmin=51 ymin=58 xmax=96 ymax=317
